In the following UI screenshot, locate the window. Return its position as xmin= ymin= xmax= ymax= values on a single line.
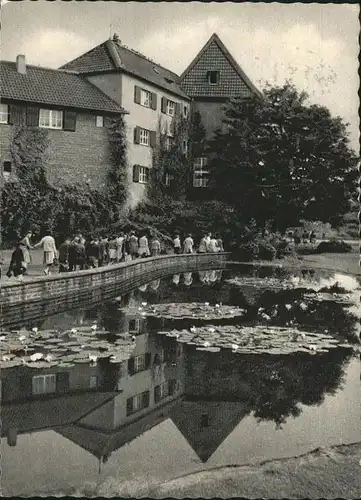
xmin=39 ymin=109 xmax=63 ymax=129
xmin=165 ymin=136 xmax=173 ymax=151
xmin=183 ymin=106 xmax=188 ymax=118
xmin=140 ymin=89 xmax=151 ymax=107
xmin=89 ymin=376 xmax=97 ymax=389
xmin=32 ymin=374 xmax=56 ymax=395
xmin=164 ymin=172 xmax=173 ymax=186
xmin=166 ymin=100 xmax=175 ymax=116
xmin=126 ymin=390 xmax=150 ymax=416
xmin=193 ymin=157 xmax=209 ymax=188
xmin=0 ymin=104 xmax=9 ymax=124
xmin=3 ymin=161 xmax=12 ymax=174
xmin=96 ymin=116 xmax=104 ymax=128
xmin=134 ymin=354 xmax=147 ymax=373
xmin=208 ymin=71 xmax=220 ymax=85
xmin=154 ymin=379 xmax=176 ymax=403
xmin=139 ymin=166 xmax=149 ymax=184
xmin=139 ymin=128 xmax=150 ymax=146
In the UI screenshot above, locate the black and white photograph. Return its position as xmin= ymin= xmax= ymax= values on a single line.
xmin=0 ymin=1 xmax=360 ymax=497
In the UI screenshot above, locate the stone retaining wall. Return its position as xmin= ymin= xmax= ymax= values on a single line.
xmin=0 ymin=253 xmax=230 ymax=327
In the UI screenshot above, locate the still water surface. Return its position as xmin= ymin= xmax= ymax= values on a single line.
xmin=1 ymin=267 xmax=360 ymax=496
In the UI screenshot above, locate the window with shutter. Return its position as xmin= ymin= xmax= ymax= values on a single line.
xmin=56 ymin=372 xmax=70 ymax=394
xmin=134 ymin=127 xmax=141 ymax=144
xmin=133 ymin=165 xmax=140 ymax=183
xmin=168 ymin=379 xmax=176 ymax=396
xmin=139 ymin=128 xmax=150 ymax=146
xmin=134 ymin=85 xmax=141 ymax=104
xmin=151 ymin=92 xmax=157 ymax=110
xmin=20 ymin=376 xmax=33 ymax=399
xmin=0 ymin=104 xmax=9 ymax=124
xmin=142 ymin=391 xmax=150 ymax=408
xmin=26 ymin=106 xmax=40 ymax=127
xmin=63 ymin=110 xmax=76 ymax=131
xmin=166 ymin=100 xmax=175 ymax=116
xmin=128 ymin=357 xmax=135 ymax=374
xmin=9 ymin=104 xmax=23 ymax=126
xmin=161 ymin=97 xmax=167 ymax=114
xmin=175 ymin=102 xmax=181 ymax=116
xmin=154 ymin=385 xmax=161 ymax=403
xmin=126 ymin=397 xmax=133 ymax=416
xmin=149 ymin=130 xmax=156 ymax=148
xmin=145 ymin=352 xmax=151 ymax=369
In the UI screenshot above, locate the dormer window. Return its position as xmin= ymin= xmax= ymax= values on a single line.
xmin=207 ymin=71 xmax=219 ymax=85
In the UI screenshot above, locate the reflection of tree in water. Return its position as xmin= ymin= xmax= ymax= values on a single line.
xmin=187 ymin=348 xmax=351 ymax=429
xmin=229 ymin=287 xmax=359 ymax=342
xmin=249 ymin=349 xmax=351 ymax=428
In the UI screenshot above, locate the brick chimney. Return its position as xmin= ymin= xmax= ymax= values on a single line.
xmin=16 ymin=54 xmax=26 ymax=74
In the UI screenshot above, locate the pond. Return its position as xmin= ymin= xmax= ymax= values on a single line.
xmin=1 ymin=266 xmax=360 ymax=496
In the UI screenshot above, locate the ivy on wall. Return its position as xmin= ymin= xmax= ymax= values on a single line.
xmin=1 ymin=116 xmax=129 ymax=246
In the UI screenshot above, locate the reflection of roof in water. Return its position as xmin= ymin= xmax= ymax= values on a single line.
xmin=171 ymin=400 xmax=249 ymax=462
xmin=1 ymin=392 xmax=118 ymax=436
xmin=55 ymin=397 xmax=181 ymax=460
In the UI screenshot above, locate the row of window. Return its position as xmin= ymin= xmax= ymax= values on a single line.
xmin=31 ymin=374 xmax=97 ymax=395
xmin=126 ymin=379 xmax=177 ymax=416
xmin=0 ymin=104 xmax=105 ymax=130
xmin=134 ymin=85 xmax=188 ymax=118
xmin=133 ymin=126 xmax=188 ymax=155
xmin=133 ymin=157 xmax=209 ymax=188
xmin=128 ymin=346 xmax=179 ymax=374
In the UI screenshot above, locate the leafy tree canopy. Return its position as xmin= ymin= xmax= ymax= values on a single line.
xmin=207 ymin=83 xmax=359 ymax=231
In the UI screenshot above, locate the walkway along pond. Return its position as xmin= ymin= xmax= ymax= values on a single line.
xmin=0 ymin=253 xmax=229 ymax=327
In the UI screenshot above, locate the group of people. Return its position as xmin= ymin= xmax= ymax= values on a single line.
xmin=3 ymin=229 xmax=224 ymax=280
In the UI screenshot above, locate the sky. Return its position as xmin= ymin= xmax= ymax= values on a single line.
xmin=1 ymin=1 xmax=359 ymax=151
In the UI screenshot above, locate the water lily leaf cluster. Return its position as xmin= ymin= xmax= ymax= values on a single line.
xmin=0 ymin=325 xmax=135 ymax=370
xmin=156 ymin=325 xmax=355 ymax=355
xmin=121 ymin=302 xmax=246 ymax=320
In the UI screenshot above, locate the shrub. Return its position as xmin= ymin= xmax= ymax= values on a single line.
xmin=274 ymin=239 xmax=295 ymax=259
xmin=256 ymin=239 xmax=277 ymax=260
xmin=233 ymin=241 xmax=259 ymax=261
xmin=316 ymin=238 xmax=352 ymax=254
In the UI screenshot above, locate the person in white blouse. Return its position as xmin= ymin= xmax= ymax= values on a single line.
xmin=34 ymin=233 xmax=57 ymax=276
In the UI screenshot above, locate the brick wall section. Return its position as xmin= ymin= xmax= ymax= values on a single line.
xmin=0 ymin=105 xmax=113 ymax=189
xmin=0 ymin=253 xmax=230 ymax=327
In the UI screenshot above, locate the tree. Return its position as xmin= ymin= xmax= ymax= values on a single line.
xmin=207 ymin=83 xmax=359 ymax=231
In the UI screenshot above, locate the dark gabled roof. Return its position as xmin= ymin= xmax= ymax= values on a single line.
xmin=180 ymin=33 xmax=262 ymax=99
xmin=0 ymin=61 xmax=126 ymax=113
xmin=60 ymin=39 xmax=190 ymax=100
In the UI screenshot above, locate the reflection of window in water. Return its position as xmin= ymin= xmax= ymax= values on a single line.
xmin=129 ymin=318 xmax=141 ymax=333
xmin=154 ymin=348 xmax=165 ymax=365
xmin=126 ymin=390 xmax=150 ymax=416
xmin=89 ymin=376 xmax=98 ymax=389
xmin=154 ymin=379 xmax=176 ymax=402
xmin=201 ymin=414 xmax=209 ymax=428
xmin=32 ymin=374 xmax=56 ymax=395
xmin=134 ymin=354 xmax=147 ymax=373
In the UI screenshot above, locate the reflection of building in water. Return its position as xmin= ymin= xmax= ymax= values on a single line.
xmin=0 ymin=330 xmax=185 ymax=462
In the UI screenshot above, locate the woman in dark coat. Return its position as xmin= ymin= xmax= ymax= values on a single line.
xmin=6 ymin=244 xmax=26 ymax=279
